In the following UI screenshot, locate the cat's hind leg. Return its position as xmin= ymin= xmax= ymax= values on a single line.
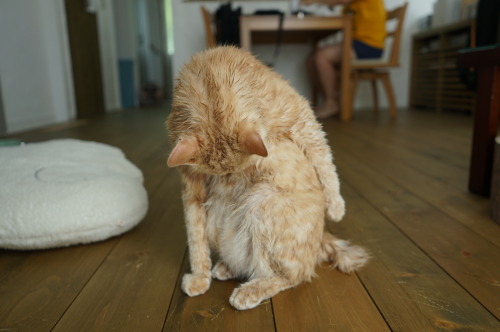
xmin=212 ymin=261 xmax=235 ymax=281
xmin=229 ymin=276 xmax=294 ymax=310
xmin=318 ymin=232 xmax=369 ymax=273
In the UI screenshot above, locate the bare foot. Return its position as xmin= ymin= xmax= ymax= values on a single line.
xmin=315 ymin=103 xmax=339 ymax=119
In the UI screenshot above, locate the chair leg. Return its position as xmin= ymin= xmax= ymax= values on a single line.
xmin=350 ymin=74 xmax=359 ymax=116
xmin=380 ymin=73 xmax=397 ymax=118
xmin=370 ymin=79 xmax=379 ymax=115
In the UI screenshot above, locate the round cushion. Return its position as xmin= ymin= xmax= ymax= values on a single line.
xmin=0 ymin=139 xmax=148 ymax=250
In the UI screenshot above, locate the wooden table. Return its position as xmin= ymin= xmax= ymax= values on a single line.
xmin=240 ymin=15 xmax=353 ymax=121
xmin=457 ymin=45 xmax=500 ymax=196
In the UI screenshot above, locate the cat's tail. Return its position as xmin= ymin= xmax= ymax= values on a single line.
xmin=318 ymin=232 xmax=369 ymax=273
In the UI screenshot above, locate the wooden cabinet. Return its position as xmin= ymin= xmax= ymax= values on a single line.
xmin=410 ymin=19 xmax=476 ymax=113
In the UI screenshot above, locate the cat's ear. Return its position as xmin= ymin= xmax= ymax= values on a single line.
xmin=167 ymin=137 xmax=199 ymax=167
xmin=241 ymin=130 xmax=268 ymax=157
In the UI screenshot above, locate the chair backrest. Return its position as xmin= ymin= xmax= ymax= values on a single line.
xmin=385 ymin=3 xmax=407 ymax=66
xmin=201 ymin=6 xmax=216 ymax=48
xmin=351 ymin=3 xmax=407 ymax=69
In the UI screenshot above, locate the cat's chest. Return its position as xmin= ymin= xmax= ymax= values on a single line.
xmin=204 ymin=173 xmax=262 ymax=277
xmin=204 ymin=174 xmax=255 ymax=243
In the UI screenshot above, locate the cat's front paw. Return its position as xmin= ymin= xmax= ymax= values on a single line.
xmin=181 ymin=273 xmax=211 ymax=297
xmin=327 ymin=197 xmax=345 ymax=222
xmin=212 ymin=261 xmax=234 ymax=281
xmin=229 ymin=285 xmax=263 ymax=310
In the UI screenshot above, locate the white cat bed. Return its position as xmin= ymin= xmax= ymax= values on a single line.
xmin=0 ymin=139 xmax=148 ymax=250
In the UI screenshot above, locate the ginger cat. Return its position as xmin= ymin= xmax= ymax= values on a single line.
xmin=167 ymin=46 xmax=368 ymax=310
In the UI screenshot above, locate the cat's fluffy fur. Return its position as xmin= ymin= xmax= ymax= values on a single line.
xmin=167 ymin=46 xmax=368 ymax=310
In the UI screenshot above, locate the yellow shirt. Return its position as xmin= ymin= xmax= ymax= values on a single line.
xmin=344 ymin=0 xmax=387 ymax=49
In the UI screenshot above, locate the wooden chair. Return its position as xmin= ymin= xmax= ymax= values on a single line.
xmin=201 ymin=6 xmax=216 ymax=49
xmin=349 ymin=3 xmax=408 ymax=119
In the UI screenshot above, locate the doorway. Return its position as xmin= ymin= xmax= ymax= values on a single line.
xmin=136 ymin=0 xmax=173 ymax=107
xmin=64 ymin=0 xmax=105 ymax=118
xmin=110 ymin=0 xmax=173 ymax=109
xmin=65 ymin=0 xmax=173 ymax=114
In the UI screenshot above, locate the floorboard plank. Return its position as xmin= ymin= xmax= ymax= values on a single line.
xmin=0 ymin=241 xmax=117 ymax=331
xmin=354 ymin=123 xmax=470 ymax=172
xmin=52 ymin=168 xmax=186 ymax=331
xmin=164 ymin=252 xmax=276 ymax=332
xmin=330 ymin=183 xmax=500 ymax=331
xmin=329 ymin=122 xmax=500 ymax=246
xmin=272 ymin=266 xmax=389 ymax=332
xmin=329 ymin=121 xmax=469 ymax=191
xmin=334 ymin=147 xmax=500 ymax=320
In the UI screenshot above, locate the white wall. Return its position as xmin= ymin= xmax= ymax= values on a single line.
xmin=96 ymin=0 xmax=122 ymax=111
xmin=171 ymin=0 xmax=436 ymax=109
xmin=171 ymin=1 xmax=289 ymax=80
xmin=137 ymin=0 xmax=165 ymax=87
xmin=0 ymin=0 xmax=75 ymax=134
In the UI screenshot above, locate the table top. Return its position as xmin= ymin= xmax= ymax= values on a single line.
xmin=458 ymin=44 xmax=500 ymax=67
xmin=240 ymin=15 xmax=349 ymax=31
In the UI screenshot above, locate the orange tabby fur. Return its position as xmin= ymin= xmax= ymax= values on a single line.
xmin=167 ymin=46 xmax=368 ymax=310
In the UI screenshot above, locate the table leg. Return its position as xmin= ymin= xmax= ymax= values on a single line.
xmin=340 ymin=17 xmax=352 ymax=122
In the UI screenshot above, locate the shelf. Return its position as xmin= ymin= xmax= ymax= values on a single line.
xmin=410 ymin=19 xmax=476 ymax=113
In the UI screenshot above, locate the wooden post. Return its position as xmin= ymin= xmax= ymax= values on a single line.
xmin=492 ymin=137 xmax=500 ymax=224
xmin=457 ymin=46 xmax=500 ymax=196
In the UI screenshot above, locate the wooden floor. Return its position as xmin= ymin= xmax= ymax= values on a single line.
xmin=1 ymin=107 xmax=499 ymax=331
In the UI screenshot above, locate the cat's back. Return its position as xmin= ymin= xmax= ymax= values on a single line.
xmin=182 ymin=46 xmax=266 ymax=82
xmin=173 ymin=46 xmax=308 ymax=124
xmin=170 ymin=47 xmax=270 ymax=134
xmin=176 ymin=47 xmax=268 ymax=102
